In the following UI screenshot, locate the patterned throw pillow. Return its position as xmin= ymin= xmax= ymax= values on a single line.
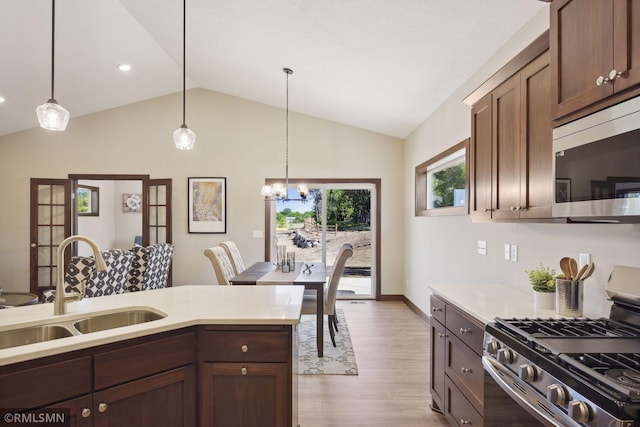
xmin=85 ymin=250 xmax=134 ymax=298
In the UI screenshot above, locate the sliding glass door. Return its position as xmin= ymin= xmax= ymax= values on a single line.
xmin=267 ymin=181 xmax=376 ymax=299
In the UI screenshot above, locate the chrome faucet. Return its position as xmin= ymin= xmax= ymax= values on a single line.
xmin=54 ymin=235 xmax=107 ymax=315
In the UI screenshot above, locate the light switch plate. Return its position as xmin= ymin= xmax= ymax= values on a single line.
xmin=504 ymin=244 xmax=510 ymax=261
xmin=510 ymin=244 xmax=518 ymax=262
xmin=579 ymin=253 xmax=591 ymax=268
xmin=477 ymin=240 xmax=487 ymax=256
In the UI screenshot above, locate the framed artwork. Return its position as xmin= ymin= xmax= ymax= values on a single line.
xmin=122 ymin=193 xmax=142 ymax=213
xmin=188 ymin=177 xmax=226 ymax=233
xmin=556 ymin=178 xmax=571 ymax=203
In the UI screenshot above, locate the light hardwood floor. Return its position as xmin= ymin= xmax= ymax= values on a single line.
xmin=298 ymin=300 xmax=450 ymax=427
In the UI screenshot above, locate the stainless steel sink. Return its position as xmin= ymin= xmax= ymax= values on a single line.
xmin=73 ymin=309 xmax=166 ymax=334
xmin=0 ymin=324 xmax=75 ymax=350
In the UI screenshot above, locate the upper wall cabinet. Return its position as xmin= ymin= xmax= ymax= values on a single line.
xmin=469 ymin=49 xmax=553 ymax=222
xmin=551 ymin=0 xmax=640 ymax=124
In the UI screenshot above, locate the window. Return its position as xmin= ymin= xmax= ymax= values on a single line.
xmin=415 ymin=139 xmax=469 ymax=216
xmin=77 ymin=185 xmax=99 ymax=216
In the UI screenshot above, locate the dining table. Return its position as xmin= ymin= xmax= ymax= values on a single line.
xmin=230 ymin=261 xmax=327 ymax=357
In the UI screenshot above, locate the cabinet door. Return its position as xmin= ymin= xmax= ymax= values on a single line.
xmin=551 ymin=0 xmax=614 ymax=119
xmin=200 ymin=362 xmax=288 ymax=427
xmin=613 ymin=0 xmax=640 ymax=92
xmin=520 ymin=51 xmax=553 ymax=219
xmin=93 ymin=366 xmax=195 ymax=427
xmin=470 ymin=93 xmax=493 ymax=220
xmin=491 ymin=74 xmax=521 ymax=220
xmin=430 ymin=319 xmax=446 ymax=412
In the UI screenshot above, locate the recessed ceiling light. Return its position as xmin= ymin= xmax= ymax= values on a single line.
xmin=118 ymin=64 xmax=132 ymax=72
xmin=0 ymin=96 xmax=5 ymax=103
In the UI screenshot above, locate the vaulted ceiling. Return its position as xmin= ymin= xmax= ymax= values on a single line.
xmin=1 ymin=0 xmax=546 ymax=138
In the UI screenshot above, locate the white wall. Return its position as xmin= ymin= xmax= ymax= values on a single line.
xmin=403 ymin=6 xmax=640 ymax=318
xmin=113 ymin=180 xmax=143 ymax=250
xmin=0 ymin=89 xmax=403 ymax=293
xmin=77 ymin=180 xmax=116 ymax=255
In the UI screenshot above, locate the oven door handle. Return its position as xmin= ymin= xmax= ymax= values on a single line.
xmin=482 ymin=356 xmax=563 ymax=427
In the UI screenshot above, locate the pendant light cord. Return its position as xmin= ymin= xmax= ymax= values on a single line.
xmin=181 ymin=0 xmax=187 ymax=125
xmin=50 ymin=0 xmax=56 ymax=100
xmin=285 ymin=69 xmax=289 ymax=191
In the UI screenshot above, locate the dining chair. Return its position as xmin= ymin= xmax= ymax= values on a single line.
xmin=301 ymin=243 xmax=353 ymax=347
xmin=219 ymin=241 xmax=245 ymax=275
xmin=203 ymin=246 xmax=235 ymax=285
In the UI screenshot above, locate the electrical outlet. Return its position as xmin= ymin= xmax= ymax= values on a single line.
xmin=504 ymin=244 xmax=510 ymax=261
xmin=579 ymin=253 xmax=591 ymax=268
xmin=477 ymin=240 xmax=487 ymax=256
xmin=510 ymin=244 xmax=518 ymax=262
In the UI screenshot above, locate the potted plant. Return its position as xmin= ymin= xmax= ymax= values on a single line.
xmin=526 ymin=263 xmax=556 ymax=310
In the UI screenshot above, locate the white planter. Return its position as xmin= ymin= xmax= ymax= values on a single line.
xmin=533 ymin=291 xmax=555 ymax=310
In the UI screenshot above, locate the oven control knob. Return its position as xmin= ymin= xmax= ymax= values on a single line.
xmin=518 ymin=364 xmax=538 ymax=381
xmin=496 ymin=348 xmax=515 ymax=364
xmin=485 ymin=340 xmax=501 ymax=355
xmin=568 ymin=400 xmax=591 ymax=423
xmin=547 ymin=384 xmax=568 ymax=405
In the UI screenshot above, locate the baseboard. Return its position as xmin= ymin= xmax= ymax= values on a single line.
xmin=378 ymin=294 xmax=404 ymax=301
xmin=401 ymin=296 xmax=429 ymax=324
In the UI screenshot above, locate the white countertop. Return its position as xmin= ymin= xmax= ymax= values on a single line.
xmin=428 ymin=283 xmax=601 ymax=324
xmin=0 ymin=285 xmax=304 ymax=366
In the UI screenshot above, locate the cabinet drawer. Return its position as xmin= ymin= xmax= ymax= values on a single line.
xmin=446 ymin=305 xmax=483 ymax=354
xmin=430 ymin=294 xmax=446 ymax=325
xmin=445 ymin=376 xmax=484 ymax=427
xmin=446 ymin=332 xmax=484 ymax=414
xmin=0 ymin=356 xmax=91 ymax=409
xmin=199 ymin=331 xmax=290 ymax=362
xmin=94 ymin=331 xmax=195 ymax=390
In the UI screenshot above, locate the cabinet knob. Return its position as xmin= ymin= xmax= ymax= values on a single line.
xmin=30 ymin=243 xmax=37 ymax=248
xmin=460 ymin=328 xmax=472 ymax=334
xmin=608 ymin=69 xmax=624 ymax=80
xmin=596 ymin=75 xmax=611 ymax=86
xmin=510 ymin=206 xmax=517 ymax=212
xmin=81 ymin=408 xmax=91 ymax=418
xmin=460 ymin=419 xmax=472 ymax=425
xmin=98 ymin=403 xmax=107 ymax=413
xmin=241 ymin=344 xmax=249 ymax=353
xmin=460 ymin=367 xmax=472 ymax=374
xmin=437 ymin=332 xmax=448 ymax=338
xmin=241 ymin=367 xmax=248 ymax=375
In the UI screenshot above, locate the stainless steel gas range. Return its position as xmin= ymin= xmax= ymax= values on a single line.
xmin=483 ymin=266 xmax=640 ymax=427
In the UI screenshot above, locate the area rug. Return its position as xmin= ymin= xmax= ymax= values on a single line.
xmin=298 ymin=309 xmax=358 ymax=375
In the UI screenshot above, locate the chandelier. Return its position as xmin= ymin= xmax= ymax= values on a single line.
xmin=261 ymin=68 xmax=309 ymax=201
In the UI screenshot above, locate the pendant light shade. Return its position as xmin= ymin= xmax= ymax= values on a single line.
xmin=173 ymin=0 xmax=196 ymax=150
xmin=36 ymin=0 xmax=69 ymax=132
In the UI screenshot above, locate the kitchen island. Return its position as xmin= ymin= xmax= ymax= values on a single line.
xmin=0 ymin=285 xmax=304 ymax=427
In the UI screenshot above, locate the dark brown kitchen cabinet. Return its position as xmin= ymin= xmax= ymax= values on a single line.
xmin=429 ymin=295 xmax=484 ymax=425
xmin=198 ymin=325 xmax=296 ymax=427
xmin=470 ymin=51 xmax=552 ymax=221
xmin=551 ymin=0 xmax=640 ymax=123
xmin=0 ymin=330 xmax=195 ymax=427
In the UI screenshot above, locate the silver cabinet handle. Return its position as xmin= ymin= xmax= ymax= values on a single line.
xmin=437 ymin=332 xmax=448 ymax=338
xmin=241 ymin=344 xmax=248 ymax=353
xmin=460 ymin=419 xmax=471 ymax=425
xmin=510 ymin=206 xmax=517 ymax=212
xmin=608 ymin=69 xmax=624 ymax=80
xmin=483 ymin=208 xmax=492 ymax=212
xmin=241 ymin=367 xmax=248 ymax=375
xmin=460 ymin=328 xmax=472 ymax=334
xmin=460 ymin=367 xmax=472 ymax=374
xmin=432 ymin=307 xmax=442 ymax=312
xmin=596 ymin=75 xmax=611 ymax=86
xmin=81 ymin=408 xmax=91 ymax=418
xmin=98 ymin=403 xmax=107 ymax=413
xmin=30 ymin=243 xmax=37 ymax=248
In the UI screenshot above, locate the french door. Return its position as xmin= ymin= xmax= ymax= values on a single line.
xmin=265 ymin=179 xmax=380 ymax=299
xmin=30 ymin=176 xmax=172 ymax=298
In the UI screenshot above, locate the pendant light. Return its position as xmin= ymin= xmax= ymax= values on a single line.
xmin=36 ymin=0 xmax=69 ymax=131
xmin=262 ymin=68 xmax=308 ymax=201
xmin=173 ymin=0 xmax=196 ymax=150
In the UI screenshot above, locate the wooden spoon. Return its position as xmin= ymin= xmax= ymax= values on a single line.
xmin=559 ymin=257 xmax=572 ymax=279
xmin=581 ymin=262 xmax=595 ymax=280
xmin=574 ymin=263 xmax=589 ymax=281
xmin=569 ymin=258 xmax=578 ymax=280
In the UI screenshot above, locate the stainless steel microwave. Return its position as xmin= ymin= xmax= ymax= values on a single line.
xmin=552 ymin=96 xmax=640 ymax=222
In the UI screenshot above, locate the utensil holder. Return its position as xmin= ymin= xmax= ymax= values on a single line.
xmin=555 ymin=279 xmax=584 ymax=317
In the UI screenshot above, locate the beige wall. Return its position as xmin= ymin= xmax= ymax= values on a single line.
xmin=0 ymin=89 xmax=403 ymax=293
xmin=403 ymin=6 xmax=640 ymax=318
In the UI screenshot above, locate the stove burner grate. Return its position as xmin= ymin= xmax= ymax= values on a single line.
xmin=605 ymin=369 xmax=640 ymax=390
xmin=564 ymin=352 xmax=640 ymax=401
xmin=498 ymin=317 xmax=640 ymax=338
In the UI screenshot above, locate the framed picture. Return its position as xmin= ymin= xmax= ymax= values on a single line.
xmin=188 ymin=177 xmax=226 ymax=233
xmin=122 ymin=193 xmax=142 ymax=213
xmin=556 ymin=178 xmax=571 ymax=203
